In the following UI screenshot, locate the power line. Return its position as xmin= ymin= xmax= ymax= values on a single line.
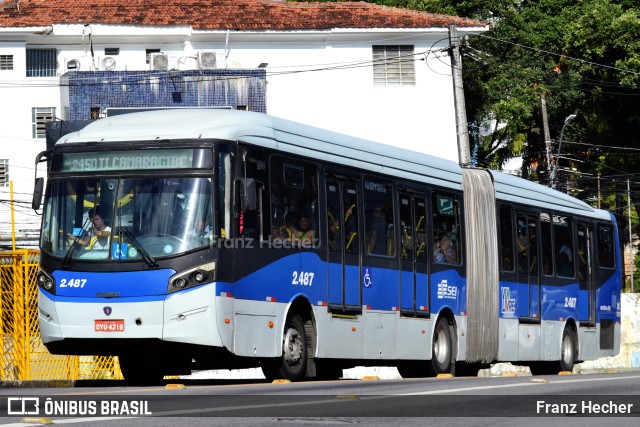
xmin=474 ymin=33 xmax=640 ymax=78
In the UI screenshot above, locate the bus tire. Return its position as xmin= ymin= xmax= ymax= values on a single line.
xmin=559 ymin=326 xmax=577 ymax=372
xmin=431 ymin=318 xmax=453 ymax=375
xmin=261 ymin=314 xmax=307 ymax=381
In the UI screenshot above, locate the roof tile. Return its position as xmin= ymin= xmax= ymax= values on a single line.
xmin=0 ymin=0 xmax=485 ymax=30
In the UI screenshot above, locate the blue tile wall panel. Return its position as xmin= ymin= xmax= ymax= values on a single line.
xmin=61 ymin=70 xmax=267 ymax=120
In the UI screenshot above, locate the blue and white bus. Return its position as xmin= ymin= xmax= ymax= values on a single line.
xmin=33 ymin=109 xmax=621 ymax=383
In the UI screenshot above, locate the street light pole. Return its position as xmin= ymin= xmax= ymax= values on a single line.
xmin=551 ymin=114 xmax=577 ymax=189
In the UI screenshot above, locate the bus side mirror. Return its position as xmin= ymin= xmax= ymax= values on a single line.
xmin=32 ymin=177 xmax=44 ymax=210
xmin=240 ymin=178 xmax=256 ymax=211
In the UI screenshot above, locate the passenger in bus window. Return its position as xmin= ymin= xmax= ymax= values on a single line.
xmin=368 ymin=206 xmax=387 ymax=255
xmin=557 ymin=245 xmax=573 ymax=277
xmin=292 ymin=214 xmax=315 ymax=246
xmin=68 ymin=207 xmax=111 ymax=250
xmin=434 ymin=234 xmax=456 ymax=264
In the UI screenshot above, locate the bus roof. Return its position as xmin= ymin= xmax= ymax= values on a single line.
xmin=55 ymin=108 xmax=610 ymax=221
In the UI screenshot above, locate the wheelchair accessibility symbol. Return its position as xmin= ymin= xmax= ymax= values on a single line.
xmin=363 ymin=268 xmax=372 ymax=288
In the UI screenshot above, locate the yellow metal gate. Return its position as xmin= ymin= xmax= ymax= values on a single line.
xmin=0 ymin=250 xmax=123 ymax=381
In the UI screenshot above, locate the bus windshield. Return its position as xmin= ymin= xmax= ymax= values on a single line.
xmin=41 ymin=177 xmax=213 ymax=262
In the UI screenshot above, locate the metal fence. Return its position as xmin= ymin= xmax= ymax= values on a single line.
xmin=0 ymin=250 xmax=123 ymax=381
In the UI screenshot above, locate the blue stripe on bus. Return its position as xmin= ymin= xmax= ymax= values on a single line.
xmin=39 ymin=290 xmax=166 ymax=304
xmin=52 ymin=269 xmax=175 ymax=298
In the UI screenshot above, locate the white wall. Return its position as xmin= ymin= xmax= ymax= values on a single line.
xmin=0 ymin=41 xmax=60 ymax=245
xmin=222 ymin=38 xmax=459 ymax=161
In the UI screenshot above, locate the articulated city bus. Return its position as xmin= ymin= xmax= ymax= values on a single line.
xmin=33 ymin=109 xmax=621 ymax=384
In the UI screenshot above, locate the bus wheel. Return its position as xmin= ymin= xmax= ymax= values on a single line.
xmin=262 ymin=314 xmax=307 ymax=381
xmin=431 ymin=318 xmax=453 ymax=375
xmin=559 ymin=327 xmax=577 ymax=372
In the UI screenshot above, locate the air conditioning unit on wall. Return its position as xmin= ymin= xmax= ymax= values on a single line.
xmin=198 ymin=51 xmax=217 ymax=69
xmin=150 ymin=53 xmax=169 ymax=71
xmin=66 ymin=59 xmax=81 ymax=70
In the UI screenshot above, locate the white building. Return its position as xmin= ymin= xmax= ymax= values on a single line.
xmin=0 ymin=0 xmax=487 ymax=247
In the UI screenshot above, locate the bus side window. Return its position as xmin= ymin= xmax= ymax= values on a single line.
xmin=432 ymin=192 xmax=460 ymax=265
xmin=399 ymin=194 xmax=412 ymax=260
xmin=217 ymin=145 xmax=232 ymax=239
xmin=540 ymin=212 xmax=553 ymax=276
xmin=270 ymin=156 xmax=318 ymax=247
xmin=364 ymin=178 xmax=394 ymax=256
xmin=498 ymin=204 xmax=514 ymax=271
xmin=597 ymin=225 xmax=615 ymax=268
xmin=238 ymin=147 xmax=269 ymax=241
xmin=554 ymin=214 xmax=574 ymax=278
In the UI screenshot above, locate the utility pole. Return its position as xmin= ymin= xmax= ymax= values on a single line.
xmin=628 ymin=178 xmax=634 ymax=291
xmin=449 ymin=25 xmax=471 ymax=166
xmin=540 ymin=93 xmax=552 ymax=181
xmin=597 ymin=173 xmax=601 ymax=208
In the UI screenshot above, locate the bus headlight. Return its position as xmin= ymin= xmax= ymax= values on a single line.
xmin=193 ymin=271 xmax=206 ymax=283
xmin=173 ymin=278 xmax=188 ymax=289
xmin=37 ymin=270 xmax=55 ymax=293
xmin=168 ymin=261 xmax=215 ymax=294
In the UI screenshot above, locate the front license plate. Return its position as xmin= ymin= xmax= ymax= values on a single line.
xmin=94 ymin=319 xmax=125 ymax=332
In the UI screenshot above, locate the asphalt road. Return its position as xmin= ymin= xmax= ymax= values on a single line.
xmin=0 ymin=373 xmax=639 ymax=426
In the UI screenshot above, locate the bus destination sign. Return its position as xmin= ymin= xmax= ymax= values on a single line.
xmin=60 ymin=149 xmax=195 ymax=172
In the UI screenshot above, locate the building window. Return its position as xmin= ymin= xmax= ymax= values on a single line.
xmin=0 ymin=55 xmax=13 ymax=70
xmin=146 ymin=49 xmax=161 ymax=64
xmin=26 ymin=49 xmax=57 ymax=77
xmin=372 ymin=45 xmax=416 ymax=86
xmin=32 ymin=107 xmax=56 ymax=139
xmin=0 ymin=160 xmax=8 ymax=187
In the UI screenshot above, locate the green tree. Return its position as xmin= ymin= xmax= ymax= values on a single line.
xmin=292 ymin=1 xmax=640 ymax=197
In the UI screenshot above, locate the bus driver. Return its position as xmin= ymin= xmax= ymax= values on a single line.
xmin=68 ymin=207 xmax=111 ymax=250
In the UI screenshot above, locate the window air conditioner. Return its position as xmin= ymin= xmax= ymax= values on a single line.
xmin=66 ymin=59 xmax=81 ymax=70
xmin=150 ymin=53 xmax=169 ymax=71
xmin=198 ymin=51 xmax=217 ymax=69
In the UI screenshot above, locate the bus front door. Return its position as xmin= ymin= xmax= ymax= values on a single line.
xmin=326 ymin=178 xmax=362 ymax=313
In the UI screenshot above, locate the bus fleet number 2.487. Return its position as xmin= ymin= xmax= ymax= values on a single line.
xmin=292 ymin=271 xmax=314 ymax=286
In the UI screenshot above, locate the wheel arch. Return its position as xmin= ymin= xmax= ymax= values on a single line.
xmin=434 ymin=307 xmax=458 ymax=361
xmin=283 ymin=294 xmax=317 ymax=377
xmin=562 ymin=317 xmax=579 ymax=360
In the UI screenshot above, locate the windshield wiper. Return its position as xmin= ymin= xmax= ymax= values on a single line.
xmin=62 ymin=217 xmax=91 ymax=267
xmin=120 ymin=228 xmax=158 ymax=268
